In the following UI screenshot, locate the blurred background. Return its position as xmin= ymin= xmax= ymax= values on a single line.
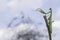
xmin=0 ymin=0 xmax=60 ymax=40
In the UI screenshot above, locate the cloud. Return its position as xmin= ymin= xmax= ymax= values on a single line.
xmin=0 ymin=0 xmax=43 ymax=11
xmin=52 ymin=7 xmax=60 ymax=29
xmin=8 ymin=0 xmax=42 ymax=10
xmin=54 ymin=7 xmax=60 ymax=20
xmin=0 ymin=23 xmax=45 ymax=40
xmin=53 ymin=20 xmax=60 ymax=28
xmin=0 ymin=0 xmax=44 ymax=27
xmin=52 ymin=20 xmax=60 ymax=40
xmin=0 ymin=23 xmax=32 ymax=40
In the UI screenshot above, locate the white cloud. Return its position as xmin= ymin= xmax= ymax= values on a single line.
xmin=53 ymin=20 xmax=60 ymax=28
xmin=0 ymin=0 xmax=43 ymax=11
xmin=0 ymin=23 xmax=48 ymax=40
xmin=0 ymin=0 xmax=44 ymax=27
xmin=7 ymin=0 xmax=43 ymax=10
xmin=54 ymin=7 xmax=60 ymax=20
xmin=52 ymin=20 xmax=60 ymax=40
xmin=52 ymin=7 xmax=60 ymax=40
xmin=0 ymin=23 xmax=36 ymax=40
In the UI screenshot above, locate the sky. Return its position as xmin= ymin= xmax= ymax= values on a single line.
xmin=0 ymin=0 xmax=60 ymax=40
xmin=0 ymin=0 xmax=60 ymax=28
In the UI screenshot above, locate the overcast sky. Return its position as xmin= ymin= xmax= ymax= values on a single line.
xmin=0 ymin=0 xmax=60 ymax=28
